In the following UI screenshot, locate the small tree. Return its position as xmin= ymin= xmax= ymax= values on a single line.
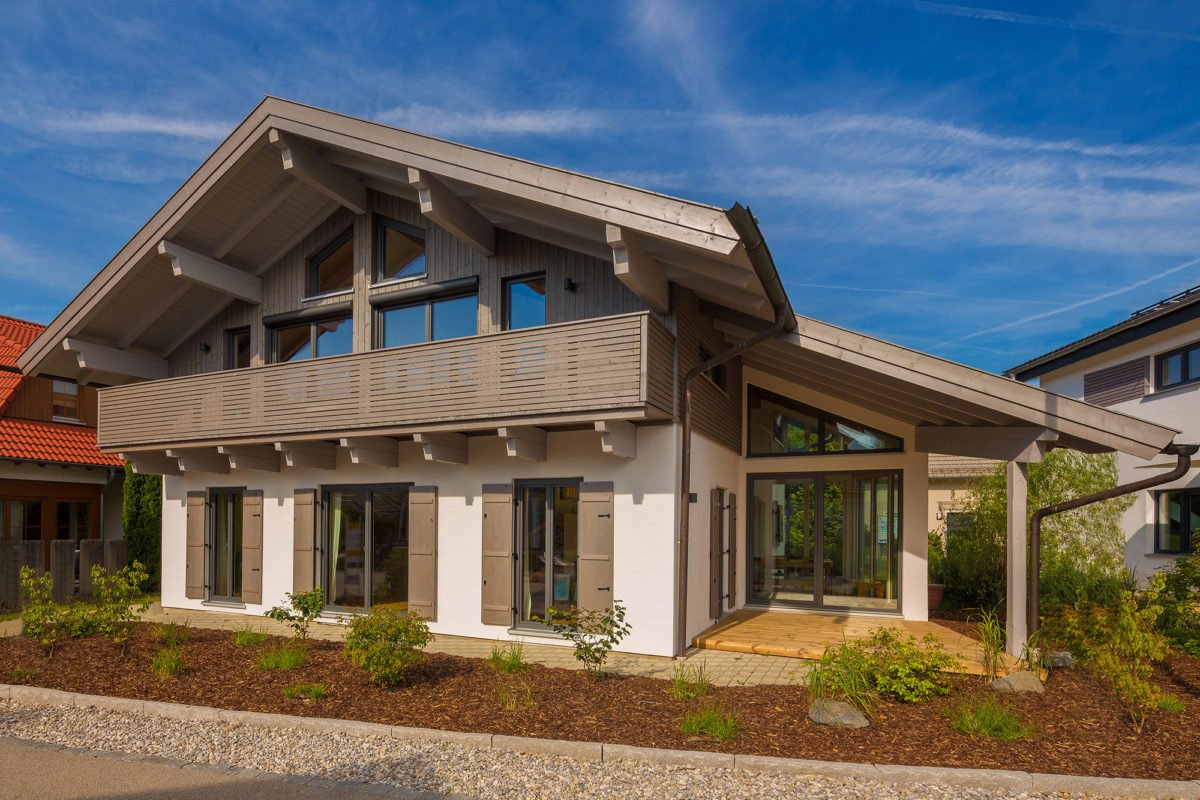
xmin=91 ymin=561 xmax=151 ymax=654
xmin=122 ymin=464 xmax=162 ymax=590
xmin=544 ymin=601 xmax=632 ymax=674
xmin=266 ymin=587 xmax=324 ymax=641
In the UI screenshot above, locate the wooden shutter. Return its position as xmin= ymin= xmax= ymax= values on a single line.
xmin=408 ymin=486 xmax=438 ymax=621
xmin=725 ymin=492 xmax=737 ymax=611
xmin=241 ymin=490 xmax=263 ymax=604
xmin=709 ymin=488 xmax=722 ymax=620
xmin=577 ymin=481 xmax=614 ymax=612
xmin=293 ymin=489 xmax=316 ymax=593
xmin=185 ymin=491 xmax=206 ymax=599
xmin=1083 ymin=358 xmax=1148 ymax=407
xmin=481 ymin=484 xmax=513 ymax=626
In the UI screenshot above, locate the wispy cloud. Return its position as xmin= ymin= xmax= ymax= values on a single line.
xmin=892 ymin=0 xmax=1200 ymax=44
xmin=42 ymin=111 xmax=231 ymax=139
xmin=375 ymin=104 xmax=609 ymax=137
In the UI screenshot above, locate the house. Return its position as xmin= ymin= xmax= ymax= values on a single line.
xmin=0 ymin=315 xmax=124 ymax=570
xmin=18 ymin=98 xmax=1181 ymax=658
xmin=1010 ymin=285 xmax=1200 ymax=580
xmin=927 ymin=454 xmax=996 ymax=535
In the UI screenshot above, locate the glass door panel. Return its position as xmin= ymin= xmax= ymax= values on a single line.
xmin=517 ymin=481 xmax=580 ymax=626
xmin=327 ymin=489 xmax=367 ymax=608
xmin=750 ymin=477 xmax=817 ymax=604
xmin=370 ymin=489 xmax=409 ymax=610
xmin=210 ymin=490 xmax=242 ymax=602
xmin=519 ymin=486 xmax=548 ymax=624
xmin=549 ymin=485 xmax=579 ymax=613
xmin=823 ymin=474 xmax=898 ymax=610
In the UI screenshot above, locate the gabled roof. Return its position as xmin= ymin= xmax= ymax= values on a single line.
xmin=1009 ymin=283 xmax=1200 ymax=381
xmin=929 ymin=454 xmax=997 ymax=481
xmin=0 ymin=315 xmax=44 ymax=369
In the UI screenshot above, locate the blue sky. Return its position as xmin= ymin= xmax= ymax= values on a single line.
xmin=1 ymin=0 xmax=1198 ymax=373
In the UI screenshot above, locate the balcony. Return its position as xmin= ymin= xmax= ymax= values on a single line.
xmin=98 ymin=312 xmax=675 ymax=451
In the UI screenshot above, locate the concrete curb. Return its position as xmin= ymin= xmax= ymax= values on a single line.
xmin=3 ymin=684 xmax=1199 ymax=798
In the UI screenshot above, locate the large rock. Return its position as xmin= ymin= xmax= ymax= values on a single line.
xmin=1046 ymin=650 xmax=1075 ymax=669
xmin=808 ymin=698 xmax=869 ymax=729
xmin=992 ymin=670 xmax=1044 ymax=694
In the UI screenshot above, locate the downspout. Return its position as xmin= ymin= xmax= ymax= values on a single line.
xmin=1028 ymin=441 xmax=1198 ymax=638
xmin=674 ymin=204 xmax=795 ymax=657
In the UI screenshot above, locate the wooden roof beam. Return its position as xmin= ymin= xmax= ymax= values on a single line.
xmin=120 ymin=452 xmax=181 ymax=476
xmin=268 ymin=129 xmax=367 ymax=215
xmin=157 ymin=241 xmax=262 ymax=304
xmin=339 ymin=436 xmax=400 ymax=467
xmin=407 ymin=168 xmax=495 ymax=256
xmin=596 ymin=420 xmax=637 ymax=458
xmin=606 ymin=225 xmax=670 ymax=314
xmin=166 ymin=448 xmax=230 ymax=474
xmin=414 ymin=432 xmax=467 ymax=465
xmin=498 ymin=426 xmax=546 ymax=461
xmin=217 ymin=444 xmax=281 ymax=472
xmin=915 ymin=426 xmax=1060 ymax=463
xmin=275 ymin=440 xmax=337 ymax=470
xmin=62 ymin=338 xmax=167 ymax=381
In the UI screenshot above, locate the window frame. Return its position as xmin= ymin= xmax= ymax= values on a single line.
xmin=512 ymin=477 xmax=584 ymax=631
xmin=305 ymin=226 xmax=355 ymax=299
xmin=320 ymin=482 xmax=413 ymax=612
xmin=699 ymin=346 xmax=729 ymax=394
xmin=1154 ymin=340 xmax=1200 ymax=392
xmin=1154 ymin=488 xmax=1198 ymax=555
xmin=268 ymin=312 xmax=353 ymax=363
xmin=225 ymin=327 xmax=251 ymax=371
xmin=208 ymin=487 xmax=245 ymax=604
xmin=502 ymin=272 xmax=548 ymax=331
xmin=745 ymin=384 xmax=904 ymax=458
xmin=51 ymin=379 xmax=80 ymax=423
xmin=374 ymin=290 xmax=479 ymax=349
xmin=373 ymin=216 xmax=427 ymax=285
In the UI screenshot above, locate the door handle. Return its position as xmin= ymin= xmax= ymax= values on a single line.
xmin=597 ymin=586 xmax=611 ymax=591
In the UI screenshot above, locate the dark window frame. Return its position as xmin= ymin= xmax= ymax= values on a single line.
xmin=268 ymin=312 xmax=353 ymax=363
xmin=502 ymin=272 xmax=548 ymax=331
xmin=1154 ymin=488 xmax=1198 ymax=554
xmin=51 ymin=379 xmax=80 ymax=422
xmin=208 ymin=487 xmax=245 ymax=604
xmin=373 ymin=216 xmax=427 ymax=284
xmin=375 ymin=290 xmax=479 ymax=349
xmin=512 ymin=476 xmax=585 ymax=632
xmin=225 ymin=327 xmax=251 ymax=371
xmin=745 ymin=385 xmax=905 ymax=458
xmin=305 ymin=226 xmax=355 ymax=298
xmin=699 ymin=346 xmax=729 ymax=394
xmin=319 ymin=482 xmax=413 ymax=612
xmin=1154 ymin=340 xmax=1200 ymax=391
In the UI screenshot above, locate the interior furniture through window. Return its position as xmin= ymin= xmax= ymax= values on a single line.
xmin=306 ymin=227 xmax=354 ymax=297
xmin=747 ymin=385 xmax=903 ymax=456
xmin=209 ymin=489 xmax=243 ymax=602
xmin=377 ymin=292 xmax=478 ymax=348
xmin=226 ymin=327 xmax=251 ymax=370
xmin=51 ymin=380 xmax=79 ymax=421
xmin=375 ymin=217 xmax=426 ymax=282
xmin=504 ymin=274 xmax=547 ymax=330
xmin=272 ymin=314 xmax=352 ymax=362
xmin=1156 ymin=488 xmax=1200 ymax=553
xmin=324 ymin=485 xmax=410 ymax=610
xmin=515 ymin=480 xmax=580 ymax=627
xmin=1155 ymin=341 xmax=1200 ymax=391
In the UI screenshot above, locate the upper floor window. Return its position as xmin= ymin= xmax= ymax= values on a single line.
xmin=306 ymin=227 xmax=354 ymax=297
xmin=272 ymin=314 xmax=353 ymax=363
xmin=1155 ymin=342 xmax=1200 ymax=391
xmin=504 ymin=274 xmax=547 ymax=330
xmin=51 ymin=380 xmax=79 ymax=422
xmin=375 ymin=218 xmax=426 ymax=283
xmin=1156 ymin=488 xmax=1199 ymax=554
xmin=699 ymin=346 xmax=729 ymax=393
xmin=377 ymin=292 xmax=478 ymax=348
xmin=746 ymin=385 xmax=903 ymax=457
xmin=226 ymin=327 xmax=251 ymax=370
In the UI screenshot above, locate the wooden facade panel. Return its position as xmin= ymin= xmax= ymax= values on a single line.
xmin=675 ymin=288 xmax=742 ymax=453
xmin=5 ymin=376 xmax=98 ymax=427
xmin=1083 ymin=358 xmax=1148 ymax=407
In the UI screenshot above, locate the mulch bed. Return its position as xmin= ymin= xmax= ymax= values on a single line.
xmin=0 ymin=624 xmax=1198 ymax=780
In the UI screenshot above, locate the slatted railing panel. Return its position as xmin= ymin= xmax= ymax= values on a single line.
xmin=99 ymin=313 xmax=669 ymax=449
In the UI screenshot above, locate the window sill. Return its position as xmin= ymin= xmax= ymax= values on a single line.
xmin=506 ymin=624 xmax=562 ymax=641
xmin=301 ymin=288 xmax=354 ymax=303
xmin=370 ymin=275 xmax=428 ymax=291
xmin=1147 ymin=381 xmax=1200 ymax=401
xmin=202 ymin=599 xmax=246 ymax=610
xmin=51 ymin=416 xmax=86 ymax=426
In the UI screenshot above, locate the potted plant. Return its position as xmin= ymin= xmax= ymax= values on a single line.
xmin=928 ymin=529 xmax=947 ymax=611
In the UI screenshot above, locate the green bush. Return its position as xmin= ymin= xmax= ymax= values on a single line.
xmin=232 ymin=626 xmax=270 ymax=647
xmin=807 ymin=639 xmax=879 ymax=717
xmin=20 ymin=568 xmax=64 ymax=655
xmin=122 ymin=464 xmax=162 ymax=590
xmin=927 ymin=529 xmax=947 ymax=585
xmin=1159 ymin=694 xmax=1187 ymax=713
xmin=669 ymin=662 xmax=711 ymax=701
xmin=1157 ymin=553 xmax=1200 ymax=655
xmin=679 ymin=702 xmax=739 ymax=740
xmin=950 ymin=694 xmax=1036 ymax=740
xmin=265 ymin=587 xmax=324 ymax=641
xmin=343 ymin=609 xmax=432 ymax=686
xmin=91 ymin=562 xmax=151 ymax=653
xmin=943 ymin=523 xmax=1005 ymax=609
xmin=257 ymin=641 xmax=305 ymax=671
xmin=543 ymin=601 xmax=632 ymax=674
xmin=283 ymin=683 xmax=328 ymax=701
xmin=487 ymin=641 xmax=528 ymax=674
xmin=151 ymin=646 xmax=182 ymax=679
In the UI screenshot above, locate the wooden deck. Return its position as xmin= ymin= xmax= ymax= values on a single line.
xmin=693 ymin=608 xmax=1018 ymax=676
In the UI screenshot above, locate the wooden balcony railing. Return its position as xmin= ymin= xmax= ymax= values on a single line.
xmin=98 ymin=312 xmax=675 ymax=450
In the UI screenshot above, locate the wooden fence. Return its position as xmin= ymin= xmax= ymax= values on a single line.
xmin=0 ymin=539 xmax=127 ymax=611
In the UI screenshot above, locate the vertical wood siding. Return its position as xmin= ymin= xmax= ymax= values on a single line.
xmin=1083 ymin=358 xmax=1149 ymax=407
xmin=674 ymin=288 xmax=742 ymax=453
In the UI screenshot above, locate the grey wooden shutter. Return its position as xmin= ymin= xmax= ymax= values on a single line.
xmin=709 ymin=488 xmax=722 ymax=619
xmin=481 ymin=484 xmax=513 ymax=626
xmin=185 ymin=491 xmax=207 ymax=599
xmin=408 ymin=486 xmax=438 ymax=621
xmin=241 ymin=490 xmax=263 ymax=604
xmin=293 ymin=489 xmax=316 ymax=593
xmin=577 ymin=481 xmax=614 ymax=612
xmin=726 ymin=492 xmax=737 ymax=611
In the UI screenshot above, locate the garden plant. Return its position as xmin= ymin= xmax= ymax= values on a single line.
xmin=265 ymin=586 xmax=324 ymax=641
xmin=343 ymin=608 xmax=433 ymax=686
xmin=543 ymin=600 xmax=632 ymax=674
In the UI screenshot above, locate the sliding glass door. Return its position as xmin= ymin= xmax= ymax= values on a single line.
xmin=209 ymin=489 xmax=243 ymax=602
xmin=516 ymin=480 xmax=580 ymax=627
xmin=749 ymin=472 xmax=900 ymax=611
xmin=325 ymin=485 xmax=409 ymax=611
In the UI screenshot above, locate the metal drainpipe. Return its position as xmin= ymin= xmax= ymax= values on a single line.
xmin=674 ymin=204 xmax=794 ymax=658
xmin=1028 ymin=442 xmax=1198 ymax=637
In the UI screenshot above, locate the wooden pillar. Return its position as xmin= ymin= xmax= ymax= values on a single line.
xmin=1006 ymin=460 xmax=1028 ymax=658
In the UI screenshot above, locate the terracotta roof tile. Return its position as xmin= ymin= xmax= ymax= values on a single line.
xmin=0 ymin=417 xmax=123 ymax=468
xmin=928 ymin=454 xmax=998 ymax=480
xmin=0 ymin=315 xmax=44 ymax=369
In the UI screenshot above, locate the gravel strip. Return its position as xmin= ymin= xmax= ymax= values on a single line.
xmin=0 ymin=700 xmax=1122 ymax=799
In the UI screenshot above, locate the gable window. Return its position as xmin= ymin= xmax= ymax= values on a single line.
xmin=375 ymin=217 xmax=426 ymax=283
xmin=271 ymin=313 xmax=352 ymax=362
xmin=226 ymin=327 xmax=251 ymax=370
xmin=747 ymin=385 xmax=902 ymax=457
xmin=1155 ymin=342 xmax=1200 ymax=391
xmin=377 ymin=292 xmax=478 ymax=348
xmin=1156 ymin=488 xmax=1200 ymax=554
xmin=51 ymin=380 xmax=79 ymax=422
xmin=504 ymin=274 xmax=547 ymax=330
xmin=306 ymin=227 xmax=354 ymax=297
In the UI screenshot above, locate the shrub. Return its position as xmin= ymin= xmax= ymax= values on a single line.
xmin=543 ymin=601 xmax=632 ymax=674
xmin=122 ymin=463 xmax=162 ymax=590
xmin=90 ymin=561 xmax=152 ymax=654
xmin=669 ymin=662 xmax=711 ymax=701
xmin=151 ymin=646 xmax=182 ymax=679
xmin=928 ymin=529 xmax=947 ymax=585
xmin=283 ymin=683 xmax=328 ymax=701
xmin=950 ymin=694 xmax=1036 ymax=740
xmin=806 ymin=640 xmax=880 ymax=717
xmin=807 ymin=628 xmax=958 ymax=715
xmin=943 ymin=522 xmax=1005 ymax=610
xmin=487 ymin=641 xmax=528 ymax=674
xmin=1157 ymin=553 xmax=1200 ymax=655
xmin=679 ymin=703 xmax=739 ymax=740
xmin=20 ymin=567 xmax=63 ymax=655
xmin=972 ymin=608 xmax=1005 ymax=682
xmin=232 ymin=626 xmax=270 ymax=647
xmin=265 ymin=587 xmax=324 ymax=641
xmin=343 ymin=608 xmax=432 ymax=686
xmin=152 ymin=621 xmax=190 ymax=649
xmin=257 ymin=641 xmax=305 ymax=671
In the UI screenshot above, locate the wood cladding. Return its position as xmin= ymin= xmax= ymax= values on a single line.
xmin=1083 ymin=358 xmax=1148 ymax=407
xmin=675 ymin=288 xmax=743 ymax=453
xmin=5 ymin=376 xmax=98 ymax=427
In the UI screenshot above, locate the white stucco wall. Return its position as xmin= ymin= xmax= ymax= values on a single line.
xmin=0 ymin=460 xmax=112 ymax=485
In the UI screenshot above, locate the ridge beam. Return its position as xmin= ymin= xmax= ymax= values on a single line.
xmin=606 ymin=225 xmax=669 ymax=314
xmin=268 ymin=129 xmax=367 ymax=215
xmin=340 ymin=436 xmax=400 ymax=467
xmin=414 ymin=432 xmax=468 ymax=465
xmin=596 ymin=420 xmax=637 ymax=459
xmin=157 ymin=241 xmax=262 ymax=304
xmin=498 ymin=426 xmax=546 ymax=461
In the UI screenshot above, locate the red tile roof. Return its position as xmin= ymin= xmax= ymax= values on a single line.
xmin=0 ymin=315 xmax=121 ymax=468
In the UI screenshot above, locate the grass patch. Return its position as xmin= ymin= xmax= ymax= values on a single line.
xmin=679 ymin=703 xmax=739 ymax=741
xmin=151 ymin=646 xmax=183 ymax=679
xmin=257 ymin=642 xmax=304 ymax=671
xmin=283 ymin=683 xmax=328 ymax=701
xmin=950 ymin=694 xmax=1037 ymax=740
xmin=487 ymin=641 xmax=528 ymax=674
xmin=669 ymin=661 xmax=711 ymax=701
xmin=497 ymin=676 xmax=536 ymax=710
xmin=1160 ymin=694 xmax=1187 ymax=713
xmin=232 ymin=626 xmax=271 ymax=647
xmin=152 ymin=621 xmax=190 ymax=649
xmin=8 ymin=668 xmax=36 ymax=683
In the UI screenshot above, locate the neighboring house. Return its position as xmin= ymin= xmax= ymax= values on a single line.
xmin=927 ymin=454 xmax=996 ymax=535
xmin=18 ymin=98 xmax=1178 ymax=658
xmin=0 ymin=315 xmax=124 ymax=566
xmin=1011 ymin=286 xmax=1200 ymax=580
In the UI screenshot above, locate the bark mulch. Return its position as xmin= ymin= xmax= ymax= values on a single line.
xmin=0 ymin=624 xmax=1197 ymax=781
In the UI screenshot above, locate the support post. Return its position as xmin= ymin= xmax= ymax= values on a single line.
xmin=1006 ymin=460 xmax=1028 ymax=658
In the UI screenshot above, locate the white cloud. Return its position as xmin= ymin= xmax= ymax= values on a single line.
xmin=375 ymin=104 xmax=609 ymax=137
xmin=41 ymin=111 xmax=231 ymax=139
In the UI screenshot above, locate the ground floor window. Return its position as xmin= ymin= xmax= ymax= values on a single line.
xmin=749 ymin=471 xmax=901 ymax=611
xmin=324 ymin=485 xmax=410 ymax=610
xmin=1156 ymin=488 xmax=1199 ymax=554
xmin=209 ymin=489 xmax=243 ymax=602
xmin=516 ymin=480 xmax=580 ymax=626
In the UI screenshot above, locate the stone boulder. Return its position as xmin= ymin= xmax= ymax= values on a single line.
xmin=1046 ymin=650 xmax=1075 ymax=669
xmin=808 ymin=698 xmax=869 ymax=729
xmin=991 ymin=670 xmax=1044 ymax=694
